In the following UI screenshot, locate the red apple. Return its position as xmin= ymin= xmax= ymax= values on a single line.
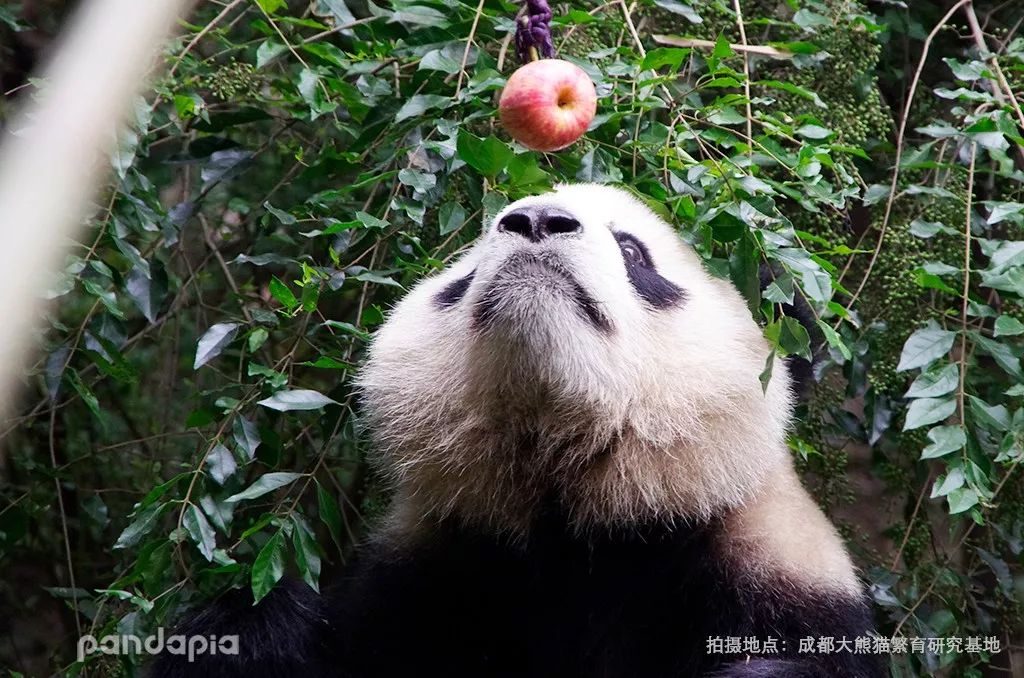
xmin=498 ymin=59 xmax=597 ymax=152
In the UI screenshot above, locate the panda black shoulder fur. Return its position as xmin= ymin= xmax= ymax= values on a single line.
xmin=151 ymin=184 xmax=883 ymax=678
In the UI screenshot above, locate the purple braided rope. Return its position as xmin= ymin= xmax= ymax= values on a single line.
xmin=515 ymin=0 xmax=555 ymax=62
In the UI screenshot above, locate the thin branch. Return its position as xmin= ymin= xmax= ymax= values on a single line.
xmin=496 ymin=5 xmax=526 ymax=73
xmin=199 ymin=213 xmax=253 ymax=324
xmin=731 ymin=0 xmax=753 ymax=156
xmin=958 ymin=143 xmax=976 ymax=425
xmin=168 ymin=0 xmax=245 ymax=77
xmin=455 ymin=0 xmax=487 ymax=97
xmin=653 ymin=35 xmax=793 ymax=59
xmin=964 ymin=2 xmax=1024 ymax=161
xmin=49 ymin=404 xmax=82 ymax=640
xmin=254 ymin=0 xmax=309 ymax=68
xmin=837 ymin=0 xmax=972 ymax=323
xmin=618 ymin=1 xmax=646 ymax=58
xmin=558 ymin=1 xmax=619 ymax=49
xmin=890 ymin=468 xmax=934 ymax=571
xmin=300 ymin=16 xmax=378 ymax=44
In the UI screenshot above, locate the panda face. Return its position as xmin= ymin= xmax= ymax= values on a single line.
xmin=437 ymin=191 xmax=686 ymax=336
xmin=359 ymin=184 xmax=795 ymax=534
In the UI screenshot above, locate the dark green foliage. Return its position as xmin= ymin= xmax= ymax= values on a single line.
xmin=0 ymin=0 xmax=1023 ymax=675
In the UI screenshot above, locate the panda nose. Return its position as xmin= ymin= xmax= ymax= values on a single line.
xmin=497 ymin=207 xmax=582 ymax=243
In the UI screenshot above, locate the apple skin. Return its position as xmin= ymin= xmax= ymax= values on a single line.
xmin=498 ymin=59 xmax=597 ymax=152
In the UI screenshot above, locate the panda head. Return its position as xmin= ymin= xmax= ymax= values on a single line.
xmin=359 ymin=184 xmax=795 ymax=536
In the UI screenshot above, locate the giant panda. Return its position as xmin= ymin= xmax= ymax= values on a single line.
xmin=152 ymin=184 xmax=883 ymax=678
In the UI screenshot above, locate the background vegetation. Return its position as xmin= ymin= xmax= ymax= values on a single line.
xmin=1 ymin=0 xmax=1023 ymax=675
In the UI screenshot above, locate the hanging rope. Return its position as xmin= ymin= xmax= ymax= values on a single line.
xmin=515 ymin=0 xmax=555 ymax=63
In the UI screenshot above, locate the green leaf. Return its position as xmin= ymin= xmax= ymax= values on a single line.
xmin=641 ymin=47 xmax=689 ymax=71
xmin=248 ymin=328 xmax=269 ymax=353
xmin=816 ymin=320 xmax=851 ymax=361
xmin=763 ymin=275 xmax=794 ymax=304
xmin=793 ymin=8 xmax=829 ymax=31
xmin=712 ymin=33 xmax=734 ymax=60
xmin=389 ymin=5 xmax=449 ymax=27
xmin=913 ymin=268 xmax=958 ymax=295
xmin=256 ymin=0 xmax=286 ymax=14
xmin=113 ymin=503 xmax=166 ymax=550
xmin=256 ymin=40 xmax=287 ymax=68
xmin=257 ymin=389 xmax=338 ymax=411
xmin=916 ymin=122 xmax=960 ymax=139
xmin=920 ymin=425 xmax=967 ymax=459
xmin=206 ymin=444 xmax=238 ymax=485
xmin=300 ymin=355 xmax=355 ymax=369
xmin=932 ymin=467 xmax=964 ymax=498
xmin=795 ymin=124 xmax=832 ymax=140
xmin=234 ymin=253 xmax=294 ymax=267
xmin=251 ymin=531 xmax=287 ymax=604
xmin=398 ymin=168 xmax=437 ymax=193
xmin=290 ymin=515 xmax=322 ymax=592
xmin=322 ymin=320 xmax=372 ymax=340
xmin=863 ymin=184 xmax=889 ymax=206
xmin=759 ymin=349 xmax=775 ymax=394
xmin=226 ymin=472 xmax=303 ymax=503
xmin=350 ymin=270 xmax=402 ymax=288
xmin=82 ymin=279 xmax=126 ymax=319
xmin=909 ymin=219 xmax=955 ymax=238
xmin=456 ymin=131 xmax=513 ymax=178
xmin=194 ymin=322 xmax=240 ymax=370
xmin=439 ymin=202 xmax=467 ymax=236
xmin=125 ymin=261 xmax=167 ymax=323
xmin=248 ymin=363 xmax=288 ymax=389
xmin=199 ymin=495 xmax=235 ymax=534
xmin=66 ymin=370 xmax=101 ymax=419
xmin=652 ymin=0 xmax=702 ymax=23
xmin=944 ymin=58 xmax=988 ymax=81
xmin=976 ymin=548 xmax=1014 ymax=598
xmin=986 ymin=202 xmax=1024 ymax=225
xmin=419 ymin=44 xmax=465 ymax=74
xmin=315 ymin=0 xmax=357 ymax=24
xmin=770 ymin=41 xmax=821 ymax=55
xmin=756 ymin=80 xmax=825 ymax=108
xmin=765 ymin=316 xmax=811 ymax=361
xmin=973 ymin=333 xmax=1022 ymax=378
xmin=263 ymin=201 xmax=297 ymax=225
xmin=317 ymin=484 xmax=345 ymax=553
xmin=301 ymin=282 xmax=320 ymax=312
xmin=139 ymin=473 xmax=189 ymax=509
xmin=355 ymin=211 xmax=389 ymax=230
xmin=968 ymin=396 xmax=1011 ymax=432
xmin=947 ymin=487 xmax=979 ymax=514
xmin=905 ymin=363 xmax=959 ymax=399
xmin=269 ymin=276 xmax=299 ymax=310
xmin=183 ymin=505 xmax=216 ymax=561
xmin=395 ymin=94 xmax=450 ymax=122
xmin=576 ymin=148 xmax=623 ymax=184
xmin=896 ymin=321 xmax=956 ymax=372
xmin=902 ymin=396 xmax=956 ymax=431
xmin=994 ymin=315 xmax=1024 ymax=337
xmin=506 ymin=154 xmax=550 ymax=188
xmin=233 ymin=416 xmax=261 ymax=461
xmin=964 ymin=119 xmax=1009 ymax=151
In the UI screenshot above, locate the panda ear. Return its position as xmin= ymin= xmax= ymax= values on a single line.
xmin=758 ymin=264 xmax=820 ymax=400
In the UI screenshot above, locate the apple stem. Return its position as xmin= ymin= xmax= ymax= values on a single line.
xmin=514 ymin=0 xmax=554 ymax=63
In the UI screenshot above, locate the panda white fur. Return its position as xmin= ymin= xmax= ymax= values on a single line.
xmin=152 ymin=184 xmax=882 ymax=678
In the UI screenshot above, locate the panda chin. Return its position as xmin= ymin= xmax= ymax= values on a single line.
xmin=471 ymin=251 xmax=611 ymax=335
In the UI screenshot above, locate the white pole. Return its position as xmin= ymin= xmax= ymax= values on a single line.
xmin=0 ymin=0 xmax=196 ymax=415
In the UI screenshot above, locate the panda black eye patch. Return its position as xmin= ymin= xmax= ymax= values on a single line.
xmin=434 ymin=269 xmax=475 ymax=308
xmin=613 ymin=232 xmax=685 ymax=310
